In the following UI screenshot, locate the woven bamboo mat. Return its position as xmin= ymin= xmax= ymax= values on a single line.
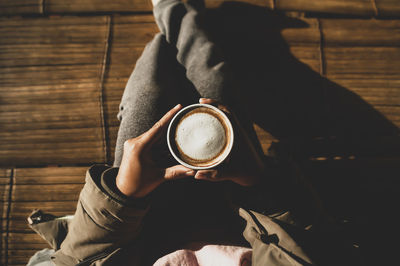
xmin=0 ymin=17 xmax=108 ymax=166
xmin=2 ymin=167 xmax=86 ymax=265
xmin=0 ymin=0 xmax=399 ymax=265
xmin=1 ymin=0 xmax=400 ymax=16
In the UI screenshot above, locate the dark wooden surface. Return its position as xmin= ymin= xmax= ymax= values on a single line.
xmin=0 ymin=17 xmax=108 ymax=166
xmin=0 ymin=0 xmax=399 ymax=265
xmin=1 ymin=0 xmax=400 ymax=17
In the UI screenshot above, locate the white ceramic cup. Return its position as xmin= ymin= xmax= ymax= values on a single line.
xmin=167 ymin=103 xmax=234 ymax=170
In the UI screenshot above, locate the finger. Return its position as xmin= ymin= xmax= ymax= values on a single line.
xmin=216 ymin=104 xmax=231 ymax=114
xmin=141 ymin=104 xmax=182 ymax=145
xmin=199 ymin=98 xmax=231 ymax=115
xmin=194 ymin=169 xmax=219 ymax=181
xmin=199 ymin=98 xmax=217 ymax=104
xmin=164 ymin=165 xmax=196 ymax=180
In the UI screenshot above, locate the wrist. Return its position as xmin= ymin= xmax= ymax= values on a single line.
xmin=116 ymin=173 xmax=163 ymax=199
xmin=101 ymin=168 xmax=150 ymax=209
xmin=115 ymin=173 xmax=137 ymax=198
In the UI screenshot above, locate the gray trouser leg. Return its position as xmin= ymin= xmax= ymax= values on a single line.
xmin=113 ymin=34 xmax=199 ymax=167
xmin=154 ymin=0 xmax=236 ymax=103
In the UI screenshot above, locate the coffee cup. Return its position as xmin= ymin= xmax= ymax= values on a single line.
xmin=167 ymin=103 xmax=234 ymax=170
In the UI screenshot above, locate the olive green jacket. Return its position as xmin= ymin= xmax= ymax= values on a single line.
xmin=29 ymin=164 xmax=353 ymax=266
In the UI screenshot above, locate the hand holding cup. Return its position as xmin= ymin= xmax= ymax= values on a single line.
xmin=194 ymin=98 xmax=264 ymax=187
xmin=116 ymin=104 xmax=196 ymax=198
xmin=167 ymin=98 xmax=264 ymax=187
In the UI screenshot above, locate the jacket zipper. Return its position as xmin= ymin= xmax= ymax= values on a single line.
xmin=76 ymin=252 xmax=109 ymax=266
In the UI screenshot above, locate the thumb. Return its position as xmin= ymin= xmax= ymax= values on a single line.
xmin=164 ymin=165 xmax=196 ymax=180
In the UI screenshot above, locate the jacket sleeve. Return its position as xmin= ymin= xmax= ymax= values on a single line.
xmin=52 ymin=165 xmax=149 ymax=265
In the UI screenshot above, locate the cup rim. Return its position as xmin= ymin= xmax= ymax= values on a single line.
xmin=167 ymin=103 xmax=234 ymax=170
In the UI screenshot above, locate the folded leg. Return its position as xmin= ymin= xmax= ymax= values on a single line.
xmin=154 ymin=0 xmax=236 ymax=103
xmin=114 ymin=0 xmax=262 ymax=166
xmin=114 ymin=33 xmax=198 ymax=166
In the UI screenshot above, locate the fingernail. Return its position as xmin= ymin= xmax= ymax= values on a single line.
xmin=195 ymin=174 xmax=205 ymax=180
xmin=174 ymin=104 xmax=181 ymax=109
xmin=186 ymin=170 xmax=195 ymax=176
xmin=196 ymin=173 xmax=209 ymax=179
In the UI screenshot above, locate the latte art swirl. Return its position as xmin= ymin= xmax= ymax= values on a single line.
xmin=175 ymin=112 xmax=227 ymax=162
xmin=172 ymin=107 xmax=230 ymax=166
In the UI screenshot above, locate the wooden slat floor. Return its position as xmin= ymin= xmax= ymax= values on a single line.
xmin=0 ymin=0 xmax=399 ymax=265
xmin=2 ymin=0 xmax=400 ymax=17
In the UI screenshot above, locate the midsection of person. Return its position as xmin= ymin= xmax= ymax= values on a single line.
xmin=133 ymin=179 xmax=249 ymax=265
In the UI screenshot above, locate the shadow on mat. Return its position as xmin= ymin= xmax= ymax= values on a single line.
xmin=198 ymin=2 xmax=399 ymax=266
xmin=202 ymin=2 xmax=399 ymax=139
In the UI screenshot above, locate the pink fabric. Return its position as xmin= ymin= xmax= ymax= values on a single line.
xmin=154 ymin=244 xmax=252 ymax=266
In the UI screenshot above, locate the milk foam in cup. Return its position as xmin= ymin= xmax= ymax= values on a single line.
xmin=167 ymin=104 xmax=234 ymax=170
